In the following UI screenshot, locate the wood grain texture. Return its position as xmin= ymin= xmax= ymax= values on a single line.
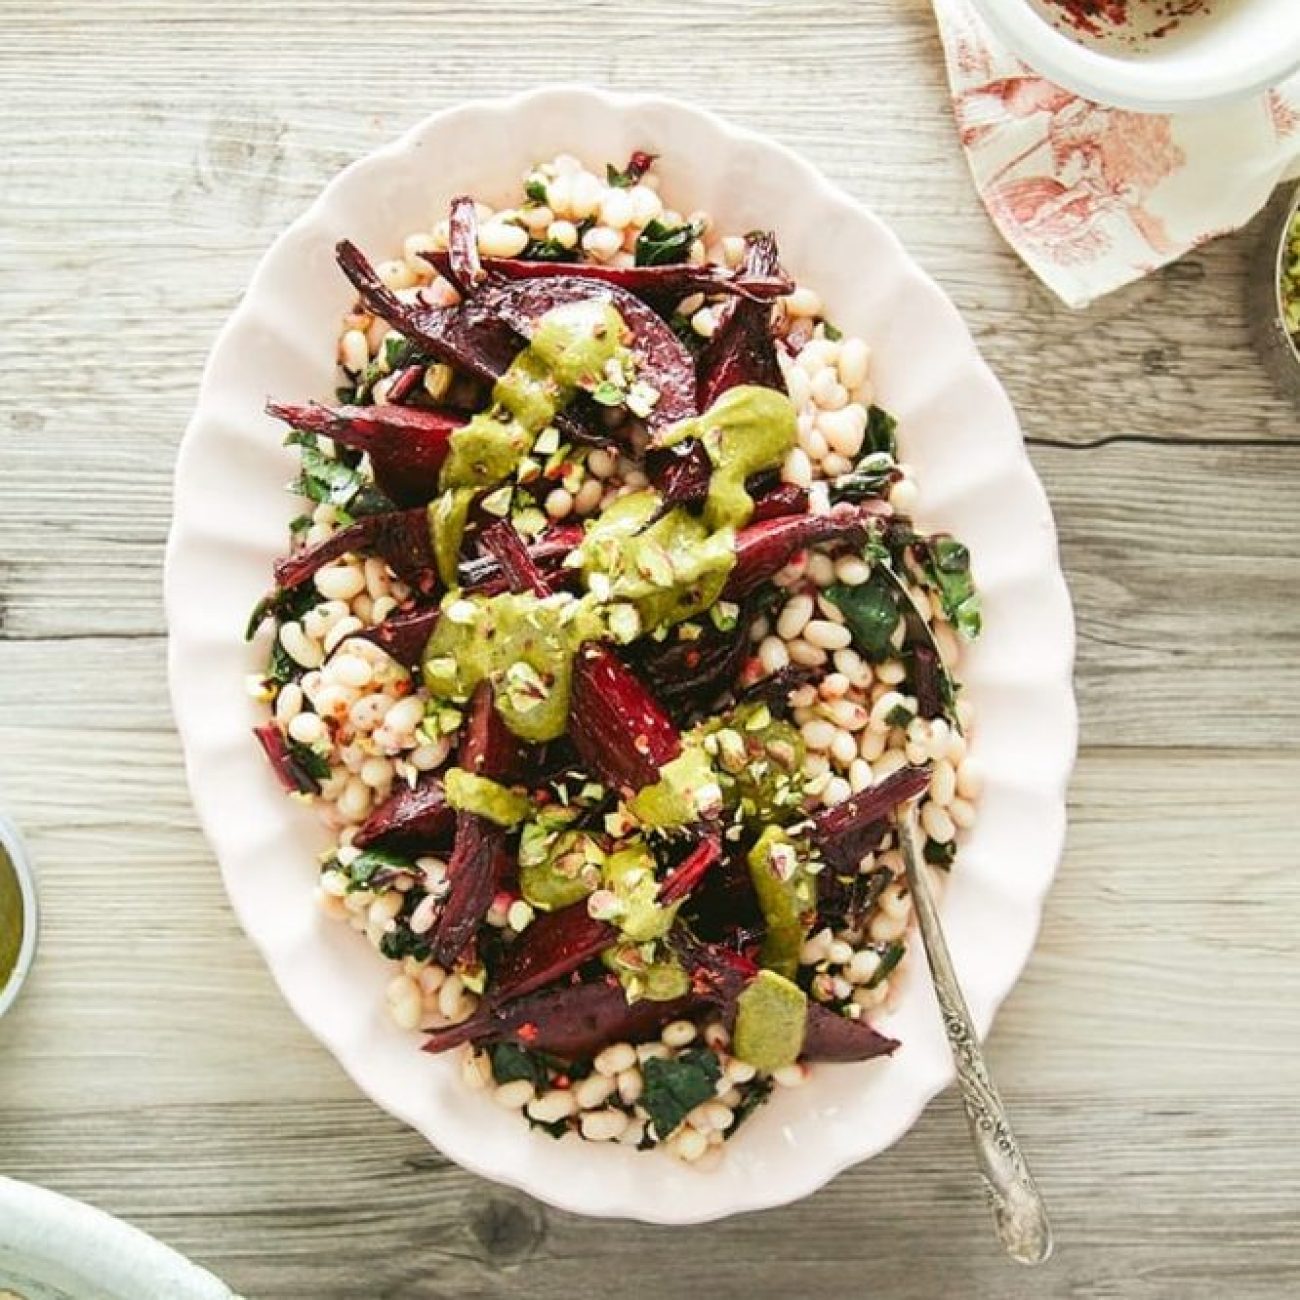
xmin=1 ymin=1 xmax=1299 ymax=1296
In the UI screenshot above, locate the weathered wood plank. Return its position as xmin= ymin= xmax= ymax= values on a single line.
xmin=2 ymin=1 xmax=1298 ymax=1295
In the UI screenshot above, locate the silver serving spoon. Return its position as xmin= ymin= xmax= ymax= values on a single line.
xmin=898 ymin=801 xmax=1054 ymax=1265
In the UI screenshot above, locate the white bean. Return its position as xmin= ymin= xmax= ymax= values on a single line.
xmin=758 ymin=635 xmax=791 ymax=675
xmin=478 ymin=221 xmax=529 ymax=258
xmin=580 ymin=1109 xmax=629 ymax=1142
xmin=777 ymin=594 xmax=814 ymax=641
xmin=956 ymin=757 xmax=984 ymax=799
xmin=929 ymin=759 xmax=957 ymax=807
xmin=818 ymin=404 xmax=868 ymax=458
xmin=788 ymin=639 xmax=827 ymax=668
xmin=801 ymin=719 xmax=837 ymax=751
xmin=950 ymin=797 xmax=977 ymax=829
xmin=594 ymin=1042 xmax=637 ymax=1077
xmin=573 ymin=1073 xmax=616 ymax=1110
xmin=661 ymin=1019 xmax=698 ymax=1048
xmin=278 ymin=621 xmax=322 ymax=669
xmin=494 ymin=1080 xmax=536 ymax=1110
xmin=804 ymin=619 xmax=853 ymax=651
xmin=528 ymin=1089 xmax=578 ymax=1124
xmin=837 ymin=337 xmax=872 ymax=390
xmin=921 ymin=802 xmax=956 ymax=844
xmin=314 ymin=564 xmax=366 ymax=602
xmin=287 ymin=711 xmax=326 ymax=745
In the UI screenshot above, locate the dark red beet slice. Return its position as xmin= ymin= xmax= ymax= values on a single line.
xmin=429 ymin=813 xmax=507 ymax=968
xmin=266 ymin=400 xmax=463 ymax=506
xmin=734 ymin=664 xmax=819 ymax=716
xmin=351 ymin=605 xmax=441 ymax=670
xmin=457 ymin=680 xmax=528 ymax=782
xmin=476 ymin=519 xmax=549 ymax=597
xmin=486 ymin=276 xmax=697 ymax=432
xmin=801 ymin=1002 xmax=899 ymax=1062
xmin=633 ymin=601 xmax=755 ymax=719
xmin=336 ymin=241 xmax=599 ymax=447
xmin=750 ymin=482 xmax=809 ymax=522
xmin=272 ymin=507 xmax=438 ymax=597
xmin=493 ymin=905 xmax=618 ymax=1002
xmin=811 ymin=764 xmax=931 ymax=870
xmin=569 ymin=645 xmax=682 ymax=793
xmin=253 ymin=722 xmax=322 ymax=795
xmin=723 ymin=501 xmax=889 ymax=600
xmin=697 ymin=232 xmax=788 ymax=409
xmin=445 ymin=195 xmax=486 ymax=297
xmin=493 ymin=834 xmax=720 ymax=1003
xmin=354 ymin=777 xmax=454 ymax=852
xmin=425 ymin=249 xmax=791 ymax=305
xmin=422 ymin=977 xmax=701 ymax=1058
xmin=911 ymin=642 xmax=945 ymax=721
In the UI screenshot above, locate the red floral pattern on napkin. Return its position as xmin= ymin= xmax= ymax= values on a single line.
xmin=933 ymin=0 xmax=1300 ymax=306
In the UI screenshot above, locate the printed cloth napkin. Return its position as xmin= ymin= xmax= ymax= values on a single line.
xmin=931 ymin=0 xmax=1300 ymax=307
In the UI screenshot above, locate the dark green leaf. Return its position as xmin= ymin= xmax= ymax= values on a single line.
xmin=379 ymin=926 xmax=432 ymax=962
xmin=522 ymin=236 xmax=578 ymax=263
xmin=727 ymin=1076 xmax=775 ymax=1136
xmin=822 ymin=322 xmax=843 ymax=342
xmin=294 ymin=442 xmax=369 ymax=508
xmin=634 ymin=218 xmax=703 ymax=268
xmin=865 ymin=940 xmax=905 ymax=988
xmin=918 ymin=535 xmax=981 ymax=639
xmin=383 ymin=333 xmax=418 ymax=370
xmin=923 ymin=837 xmax=957 ymax=869
xmin=864 ymin=405 xmax=898 ymax=457
xmin=829 ymin=453 xmax=898 ymax=504
xmin=489 ymin=1043 xmax=547 ymax=1088
xmin=824 ymin=573 xmax=900 ymax=663
xmin=346 ymin=848 xmax=416 ymax=889
xmin=641 ymin=1047 xmax=721 ymax=1138
xmin=285 ymin=738 xmax=331 ymax=783
xmin=884 ymin=703 xmax=914 ymax=729
xmin=524 ymin=177 xmax=548 ymax=203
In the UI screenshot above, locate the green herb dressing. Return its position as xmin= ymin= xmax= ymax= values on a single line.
xmin=442 ymin=767 xmax=531 ymax=827
xmin=422 ymin=590 xmax=608 ymax=743
xmin=429 ymin=299 xmax=627 ymax=583
xmin=733 ymin=968 xmax=808 ymax=1071
xmin=747 ymin=825 xmax=817 ymax=979
xmin=657 ymin=384 xmax=798 ymax=531
xmin=0 ymin=843 xmax=23 ymax=995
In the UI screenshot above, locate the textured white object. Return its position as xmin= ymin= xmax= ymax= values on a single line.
xmin=165 ymin=87 xmax=1076 ymax=1223
xmin=0 ymin=1176 xmax=235 ymax=1299
xmin=967 ymin=0 xmax=1300 ymax=113
xmin=941 ymin=0 xmax=1300 ymax=307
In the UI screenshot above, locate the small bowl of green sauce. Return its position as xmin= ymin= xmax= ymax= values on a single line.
xmin=0 ymin=814 xmax=38 ymax=1021
xmin=1253 ymin=183 xmax=1300 ymax=411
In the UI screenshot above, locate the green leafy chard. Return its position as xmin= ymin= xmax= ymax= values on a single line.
xmin=864 ymin=405 xmax=898 ymax=457
xmin=823 ymin=570 xmax=901 ymax=662
xmin=635 ymin=218 xmax=703 ymax=268
xmin=916 ymin=536 xmax=981 ymax=639
xmin=641 ymin=1047 xmax=721 ymax=1137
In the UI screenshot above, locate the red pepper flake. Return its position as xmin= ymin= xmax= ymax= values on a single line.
xmin=1044 ymin=0 xmax=1206 ymax=39
xmin=518 ymin=1022 xmax=539 ymax=1043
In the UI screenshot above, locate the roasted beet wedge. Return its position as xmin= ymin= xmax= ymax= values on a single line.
xmin=633 ymin=602 xmax=756 ymax=719
xmin=253 ymin=722 xmax=322 ymax=795
xmin=266 ymin=400 xmax=463 ymax=507
xmin=493 ymin=835 xmax=720 ymax=1003
xmin=336 ymin=240 xmax=602 ymax=446
xmin=802 ymin=1002 xmax=900 ymax=1062
xmin=272 ymin=507 xmax=438 ymax=596
xmin=750 ymin=481 xmax=809 ymax=522
xmin=697 ymin=232 xmax=788 ymax=408
xmin=426 ymin=684 xmax=527 ymax=967
xmin=723 ymin=501 xmax=889 ymax=600
xmin=354 ymin=776 xmax=454 ymax=853
xmin=425 ymin=248 xmax=791 ymax=304
xmin=569 ymin=645 xmax=683 ymax=793
xmin=492 ymin=905 xmax=618 ymax=1002
xmin=486 ymin=277 xmax=698 ymax=432
xmin=445 ymin=195 xmax=486 ymax=296
xmin=350 ymin=605 xmax=442 ymax=671
xmin=422 ymin=977 xmax=702 ymax=1058
xmin=811 ymin=764 xmax=931 ymax=870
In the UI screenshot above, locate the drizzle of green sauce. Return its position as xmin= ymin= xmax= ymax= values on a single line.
xmin=429 ymin=299 xmax=626 ymax=583
xmin=747 ymin=826 xmax=817 ymax=979
xmin=519 ymin=828 xmax=605 ymax=912
xmin=733 ymin=968 xmax=808 ymax=1071
xmin=443 ymin=767 xmax=531 ymax=827
xmin=657 ymin=385 xmax=798 ymax=530
xmin=0 ymin=844 xmax=23 ymax=996
xmin=601 ymin=842 xmax=680 ymax=942
xmin=627 ymin=744 xmax=721 ymax=830
xmin=422 ymin=590 xmax=608 ymax=743
xmin=575 ymin=489 xmax=736 ymax=631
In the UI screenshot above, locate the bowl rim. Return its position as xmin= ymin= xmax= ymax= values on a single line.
xmin=0 ymin=1174 xmax=235 ymax=1298
xmin=0 ymin=812 xmax=38 ymax=1022
xmin=165 ymin=84 xmax=1078 ymax=1221
xmin=970 ymin=0 xmax=1300 ymax=113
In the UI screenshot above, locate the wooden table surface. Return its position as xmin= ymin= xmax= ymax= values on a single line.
xmin=3 ymin=2 xmax=1299 ymax=1296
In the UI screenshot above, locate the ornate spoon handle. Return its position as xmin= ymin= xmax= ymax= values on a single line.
xmin=899 ymin=805 xmax=1053 ymax=1265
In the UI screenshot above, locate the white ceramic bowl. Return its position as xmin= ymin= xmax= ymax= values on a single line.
xmin=970 ymin=0 xmax=1300 ymax=113
xmin=166 ymin=87 xmax=1076 ymax=1222
xmin=0 ymin=1176 xmax=235 ymax=1300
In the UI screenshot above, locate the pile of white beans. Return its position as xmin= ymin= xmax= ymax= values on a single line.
xmin=256 ymin=153 xmax=981 ymax=1166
